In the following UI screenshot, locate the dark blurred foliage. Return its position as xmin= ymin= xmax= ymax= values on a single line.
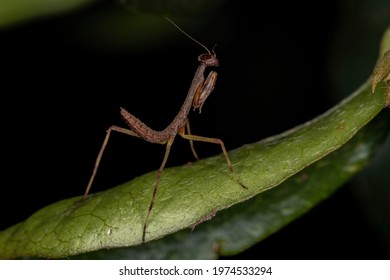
xmin=1 ymin=0 xmax=389 ymax=259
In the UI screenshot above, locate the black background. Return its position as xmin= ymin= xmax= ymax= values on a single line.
xmin=1 ymin=0 xmax=389 ymax=259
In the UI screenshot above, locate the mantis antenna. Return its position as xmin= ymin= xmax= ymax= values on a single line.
xmin=165 ymin=17 xmax=212 ymax=55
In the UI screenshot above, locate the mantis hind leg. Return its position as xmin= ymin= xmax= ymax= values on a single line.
xmin=142 ymin=136 xmax=175 ymax=243
xmin=83 ymin=125 xmax=140 ymax=199
xmin=183 ymin=118 xmax=200 ymax=160
xmin=179 ymin=132 xmax=247 ymax=189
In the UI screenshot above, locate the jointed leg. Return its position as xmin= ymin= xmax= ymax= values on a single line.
xmin=184 ymin=118 xmax=199 ymax=160
xmin=83 ymin=125 xmax=140 ymax=199
xmin=142 ymin=136 xmax=176 ymax=243
xmin=179 ymin=132 xmax=247 ymax=189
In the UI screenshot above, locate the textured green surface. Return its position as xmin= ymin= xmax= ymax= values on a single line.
xmin=73 ymin=110 xmax=390 ymax=259
xmin=1 ymin=7 xmax=389 ymax=259
xmin=372 ymin=26 xmax=390 ymax=107
xmin=0 ymin=74 xmax=388 ymax=258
